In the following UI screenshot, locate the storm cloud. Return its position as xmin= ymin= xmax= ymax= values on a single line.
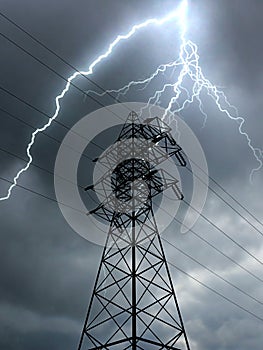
xmin=0 ymin=0 xmax=263 ymax=349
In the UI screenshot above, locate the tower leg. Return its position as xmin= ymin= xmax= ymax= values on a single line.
xmin=77 ymin=210 xmax=190 ymax=350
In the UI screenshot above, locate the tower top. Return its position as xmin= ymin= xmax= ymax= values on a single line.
xmin=85 ymin=112 xmax=186 ymax=222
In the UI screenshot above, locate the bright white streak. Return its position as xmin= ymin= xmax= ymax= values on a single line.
xmin=0 ymin=1 xmax=187 ymax=201
xmin=89 ymin=0 xmax=262 ymax=181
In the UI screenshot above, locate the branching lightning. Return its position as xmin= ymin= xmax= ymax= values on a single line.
xmin=86 ymin=0 xmax=263 ymax=182
xmin=1 ymin=0 xmax=262 ymax=200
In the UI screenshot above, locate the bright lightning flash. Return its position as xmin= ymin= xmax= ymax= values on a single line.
xmin=1 ymin=0 xmax=262 ymax=201
xmin=86 ymin=0 xmax=263 ymax=183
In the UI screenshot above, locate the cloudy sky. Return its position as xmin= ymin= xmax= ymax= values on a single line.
xmin=0 ymin=0 xmax=263 ymax=349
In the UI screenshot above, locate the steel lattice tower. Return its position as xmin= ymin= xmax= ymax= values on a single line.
xmin=78 ymin=111 xmax=190 ymax=350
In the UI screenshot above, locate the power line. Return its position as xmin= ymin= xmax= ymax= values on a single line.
xmin=0 ymin=10 xmax=120 ymax=104
xmin=0 ymin=174 xmax=85 ymax=214
xmin=183 ymin=199 xmax=263 ymax=266
xmin=0 ymin=30 xmax=120 ymax=112
xmin=163 ymin=237 xmax=263 ymax=307
xmin=0 ymin=106 xmax=61 ymax=144
xmin=168 ymin=261 xmax=263 ymax=323
xmin=182 ymin=150 xmax=263 ymax=229
xmin=0 ymin=83 xmax=112 ymax=157
xmin=0 ymin=106 xmax=105 ymax=165
xmin=172 ymin=215 xmax=263 ymax=283
xmin=0 ymin=144 xmax=87 ymax=190
xmin=0 ymin=83 xmax=106 ymax=154
xmin=0 ymin=23 xmax=136 ymax=138
xmin=0 ymin=108 xmax=103 ymax=206
xmin=184 ymin=155 xmax=263 ymax=237
xmin=0 ymin=31 xmax=132 ymax=155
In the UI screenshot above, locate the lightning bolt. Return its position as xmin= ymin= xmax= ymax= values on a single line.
xmin=1 ymin=0 xmax=261 ymax=201
xmin=86 ymin=0 xmax=262 ymax=182
xmin=0 ymin=1 xmax=186 ymax=201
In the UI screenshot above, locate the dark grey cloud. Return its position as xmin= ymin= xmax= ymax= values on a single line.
xmin=0 ymin=0 xmax=262 ymax=349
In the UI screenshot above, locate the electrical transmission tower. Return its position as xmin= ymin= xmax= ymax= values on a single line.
xmin=78 ymin=111 xmax=190 ymax=349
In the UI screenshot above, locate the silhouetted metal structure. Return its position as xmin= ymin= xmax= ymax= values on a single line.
xmin=78 ymin=112 xmax=190 ymax=349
